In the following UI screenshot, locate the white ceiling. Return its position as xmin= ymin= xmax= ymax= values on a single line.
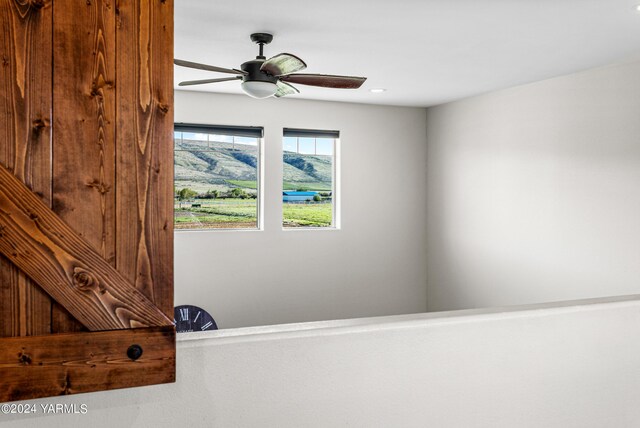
xmin=175 ymin=0 xmax=640 ymax=107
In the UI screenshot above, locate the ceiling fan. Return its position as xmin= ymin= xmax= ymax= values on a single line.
xmin=174 ymin=33 xmax=367 ymax=99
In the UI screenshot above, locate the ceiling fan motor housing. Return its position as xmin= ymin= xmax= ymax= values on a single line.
xmin=241 ymin=59 xmax=278 ymax=84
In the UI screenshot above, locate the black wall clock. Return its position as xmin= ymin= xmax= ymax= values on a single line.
xmin=173 ymin=305 xmax=218 ymax=333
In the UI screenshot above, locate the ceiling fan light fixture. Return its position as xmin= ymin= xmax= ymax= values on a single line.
xmin=241 ymin=81 xmax=278 ymax=98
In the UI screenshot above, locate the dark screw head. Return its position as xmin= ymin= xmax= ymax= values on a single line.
xmin=127 ymin=344 xmax=143 ymax=361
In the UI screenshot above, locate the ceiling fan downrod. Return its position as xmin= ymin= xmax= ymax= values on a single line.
xmin=250 ymin=33 xmax=273 ymax=59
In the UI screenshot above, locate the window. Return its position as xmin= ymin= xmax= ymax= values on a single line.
xmin=174 ymin=124 xmax=263 ymax=230
xmin=282 ymin=128 xmax=339 ymax=228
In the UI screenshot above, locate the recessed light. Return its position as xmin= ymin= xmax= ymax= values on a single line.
xmin=369 ymin=88 xmax=386 ymax=93
xmin=636 ymin=4 xmax=640 ymax=11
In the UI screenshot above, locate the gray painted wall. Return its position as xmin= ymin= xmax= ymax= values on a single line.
xmin=426 ymin=60 xmax=640 ymax=311
xmin=174 ymin=91 xmax=428 ymax=328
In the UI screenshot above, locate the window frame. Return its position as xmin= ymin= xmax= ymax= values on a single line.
xmin=282 ymin=128 xmax=340 ymax=230
xmin=174 ymin=123 xmax=264 ymax=232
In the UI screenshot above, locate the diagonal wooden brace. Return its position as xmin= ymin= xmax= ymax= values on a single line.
xmin=0 ymin=164 xmax=173 ymax=331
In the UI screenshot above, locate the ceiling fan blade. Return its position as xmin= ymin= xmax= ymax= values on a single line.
xmin=274 ymin=81 xmax=300 ymax=98
xmin=280 ymin=74 xmax=367 ymax=89
xmin=260 ymin=53 xmax=307 ymax=77
xmin=174 ymin=59 xmax=247 ymax=75
xmin=178 ymin=76 xmax=242 ymax=86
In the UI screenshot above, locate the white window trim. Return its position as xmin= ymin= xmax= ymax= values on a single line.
xmin=174 ymin=129 xmax=264 ymax=233
xmin=282 ymin=135 xmax=340 ymax=231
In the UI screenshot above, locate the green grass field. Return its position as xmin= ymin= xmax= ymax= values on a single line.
xmin=226 ymin=180 xmax=257 ymax=189
xmin=175 ymin=199 xmax=332 ymax=229
xmin=175 ymin=199 xmax=257 ymax=229
xmin=282 ymin=203 xmax=332 ymax=227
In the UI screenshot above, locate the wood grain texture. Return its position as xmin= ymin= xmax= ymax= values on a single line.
xmin=0 ymin=0 xmax=53 ymax=338
xmin=115 ymin=0 xmax=174 ymax=317
xmin=0 ymin=326 xmax=175 ymax=402
xmin=0 ymin=0 xmax=176 ymax=402
xmin=0 ymin=164 xmax=173 ymax=330
xmin=51 ymin=0 xmax=117 ymax=333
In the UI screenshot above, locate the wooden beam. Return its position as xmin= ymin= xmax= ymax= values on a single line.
xmin=0 ymin=164 xmax=173 ymax=330
xmin=0 ymin=326 xmax=175 ymax=402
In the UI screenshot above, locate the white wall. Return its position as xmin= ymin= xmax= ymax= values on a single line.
xmin=174 ymin=91 xmax=428 ymax=328
xmin=5 ymin=296 xmax=640 ymax=427
xmin=426 ymin=60 xmax=640 ymax=311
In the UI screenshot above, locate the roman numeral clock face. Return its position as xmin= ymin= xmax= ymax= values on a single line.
xmin=173 ymin=305 xmax=218 ymax=333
